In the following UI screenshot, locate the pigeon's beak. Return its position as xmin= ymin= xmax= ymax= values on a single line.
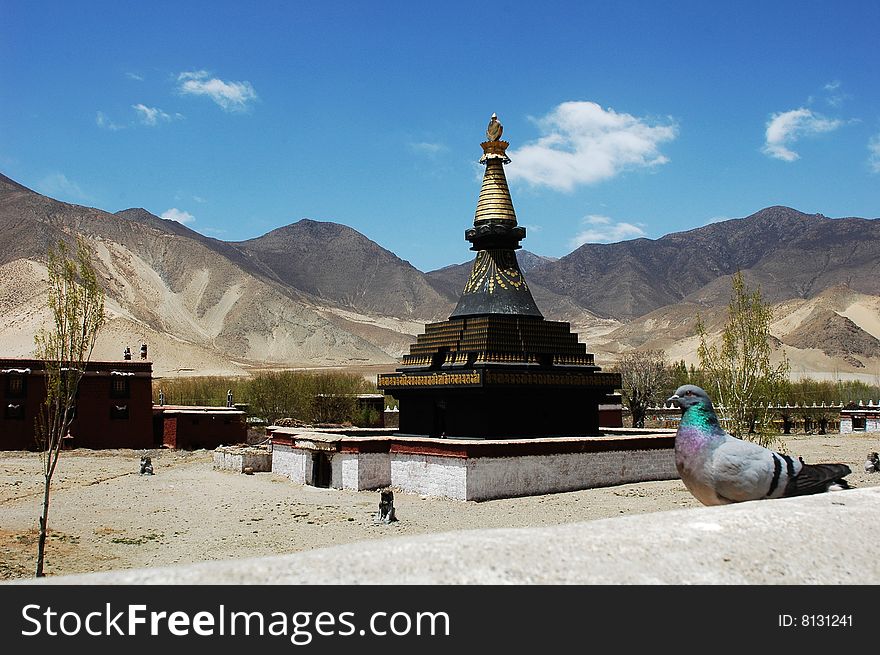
xmin=667 ymin=394 xmax=680 ymax=406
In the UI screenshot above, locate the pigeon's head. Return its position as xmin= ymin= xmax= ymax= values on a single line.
xmin=668 ymin=385 xmax=714 ymax=412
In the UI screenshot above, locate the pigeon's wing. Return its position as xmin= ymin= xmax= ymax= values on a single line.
xmin=708 ymin=436 xmax=779 ymax=502
xmin=782 ymin=462 xmax=852 ymax=497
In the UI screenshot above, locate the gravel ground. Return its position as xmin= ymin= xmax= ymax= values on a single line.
xmin=2 ymin=431 xmax=878 ymax=580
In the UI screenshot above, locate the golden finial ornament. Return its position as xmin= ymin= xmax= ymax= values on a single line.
xmin=480 ymin=113 xmax=511 ymax=164
xmin=486 ymin=113 xmax=503 ymax=141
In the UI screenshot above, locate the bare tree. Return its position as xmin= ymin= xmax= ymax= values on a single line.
xmin=697 ymin=271 xmax=788 ymax=446
xmin=616 ymin=350 xmax=667 ymax=428
xmin=33 ymin=238 xmax=105 ymax=577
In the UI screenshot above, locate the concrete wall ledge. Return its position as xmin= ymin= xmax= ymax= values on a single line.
xmin=12 ymin=487 xmax=880 ymax=585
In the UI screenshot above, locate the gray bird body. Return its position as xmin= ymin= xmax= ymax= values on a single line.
xmin=669 ymin=385 xmax=851 ymax=506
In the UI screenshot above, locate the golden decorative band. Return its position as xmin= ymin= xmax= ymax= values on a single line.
xmin=378 ymin=370 xmax=620 ymax=389
xmin=483 ymin=371 xmax=621 ymax=387
xmin=479 ymin=140 xmax=510 ymax=163
xmin=378 ymin=372 xmax=483 ymax=388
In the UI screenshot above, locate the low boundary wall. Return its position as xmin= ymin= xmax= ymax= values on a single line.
xmin=269 ymin=428 xmax=677 ymax=500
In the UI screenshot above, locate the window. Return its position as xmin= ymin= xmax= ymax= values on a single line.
xmin=110 ymin=404 xmax=129 ymax=420
xmin=110 ymin=376 xmax=130 ymax=398
xmin=5 ymin=374 xmax=26 ymax=398
xmin=852 ymin=416 xmax=866 ymax=431
xmin=5 ymin=403 xmax=24 ymax=419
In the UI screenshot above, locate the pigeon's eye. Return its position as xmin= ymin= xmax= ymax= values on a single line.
xmin=685 ymin=390 xmax=693 ymax=396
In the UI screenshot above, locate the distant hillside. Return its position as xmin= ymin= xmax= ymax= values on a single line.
xmin=2 ymin=172 xmax=878 ymax=379
xmin=233 ymin=220 xmax=454 ymax=320
xmin=529 ymin=206 xmax=880 ymax=320
xmin=783 ymin=309 xmax=880 ymax=368
xmin=0 ymin=174 xmax=396 ymax=375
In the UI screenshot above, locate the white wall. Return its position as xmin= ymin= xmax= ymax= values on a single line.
xmin=465 ymin=449 xmax=677 ymax=501
xmin=273 ymin=440 xmax=677 ymax=501
xmin=213 ymin=447 xmax=272 ymax=473
xmin=391 ymin=453 xmax=468 ymax=500
xmin=356 ymin=452 xmax=391 ymax=490
xmin=271 ymin=444 xmax=309 ymax=484
xmin=841 ymin=416 xmax=880 ymax=434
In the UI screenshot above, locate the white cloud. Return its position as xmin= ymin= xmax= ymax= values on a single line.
xmin=505 ymin=101 xmax=677 ymax=191
xmin=822 ymin=80 xmax=849 ymax=107
xmin=409 ymin=141 xmax=447 ymax=155
xmin=762 ymin=108 xmax=842 ymax=161
xmin=126 ymin=72 xmax=144 ymax=81
xmin=569 ymin=214 xmax=647 ymax=248
xmin=160 ymin=208 xmax=195 ymax=225
xmin=177 ymin=70 xmax=257 ymax=112
xmin=96 ymin=111 xmax=125 ymax=131
xmin=132 ymin=104 xmax=173 ymax=126
xmin=37 ymin=173 xmax=88 ymax=201
xmin=869 ymin=134 xmax=880 ymax=173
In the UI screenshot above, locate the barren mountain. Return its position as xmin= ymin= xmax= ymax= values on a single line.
xmin=782 ymin=311 xmax=880 ymax=369
xmin=528 ymin=207 xmax=880 ymax=320
xmin=587 ymin=287 xmax=880 ymax=380
xmin=0 ymin=174 xmax=395 ymax=376
xmin=233 ymin=220 xmax=454 ymax=320
xmin=2 ymin=172 xmax=878 ymax=379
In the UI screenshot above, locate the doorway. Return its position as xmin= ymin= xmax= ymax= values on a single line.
xmin=312 ymin=452 xmax=332 ymax=488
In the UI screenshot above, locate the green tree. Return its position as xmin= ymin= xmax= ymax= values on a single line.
xmin=244 ymin=371 xmax=316 ymax=425
xmin=665 ymin=359 xmax=706 ymax=398
xmin=33 ymin=238 xmax=106 ymax=577
xmin=696 ymin=271 xmax=788 ymax=446
xmin=616 ymin=349 xmax=668 ymax=428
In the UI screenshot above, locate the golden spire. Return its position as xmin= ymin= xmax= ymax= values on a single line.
xmin=450 ymin=114 xmax=542 ymax=319
xmin=475 ymin=114 xmax=516 ymax=226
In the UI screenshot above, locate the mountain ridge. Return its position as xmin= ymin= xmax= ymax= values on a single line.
xmin=1 ymin=172 xmax=877 ymax=378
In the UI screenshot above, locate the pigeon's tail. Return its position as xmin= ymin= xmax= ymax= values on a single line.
xmin=784 ymin=463 xmax=853 ymax=497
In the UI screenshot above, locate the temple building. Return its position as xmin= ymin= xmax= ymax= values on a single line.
xmin=378 ymin=115 xmax=620 ymax=438
xmin=1 ymin=357 xmax=247 ymax=451
xmin=1 ymin=358 xmax=154 ymax=450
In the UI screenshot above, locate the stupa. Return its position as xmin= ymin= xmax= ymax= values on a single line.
xmin=378 ymin=114 xmax=620 ymax=438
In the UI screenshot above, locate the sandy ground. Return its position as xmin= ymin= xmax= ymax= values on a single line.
xmin=2 ymin=432 xmax=879 ymax=581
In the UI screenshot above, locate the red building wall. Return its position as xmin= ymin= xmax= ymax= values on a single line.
xmin=1 ymin=359 xmax=153 ymax=450
xmin=1 ymin=363 xmax=45 ymax=450
xmin=157 ymin=408 xmax=247 ymax=450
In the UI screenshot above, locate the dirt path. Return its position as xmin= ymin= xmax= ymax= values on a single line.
xmin=2 ymin=432 xmax=878 ymax=580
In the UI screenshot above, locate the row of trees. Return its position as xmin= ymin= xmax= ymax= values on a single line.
xmin=615 ymin=271 xmax=880 ymax=446
xmin=155 ymin=370 xmax=378 ymax=426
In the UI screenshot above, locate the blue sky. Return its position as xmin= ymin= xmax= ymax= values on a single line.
xmin=2 ymin=0 xmax=878 ymax=272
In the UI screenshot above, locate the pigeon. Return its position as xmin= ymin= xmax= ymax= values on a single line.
xmin=865 ymin=452 xmax=880 ymax=474
xmin=668 ymin=384 xmax=851 ymax=506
